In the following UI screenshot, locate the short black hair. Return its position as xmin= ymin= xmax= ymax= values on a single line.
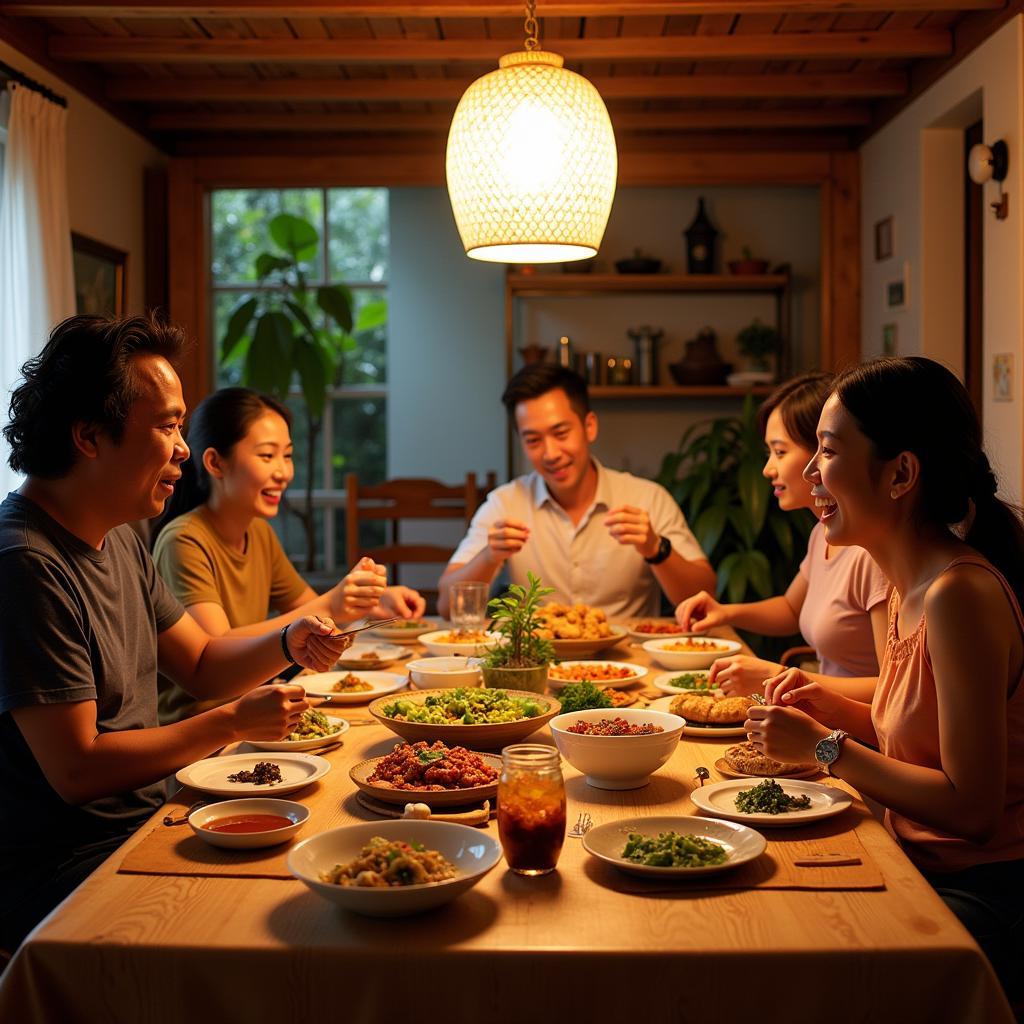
xmin=4 ymin=313 xmax=188 ymax=479
xmin=757 ymin=372 xmax=834 ymax=452
xmin=501 ymin=364 xmax=590 ymax=422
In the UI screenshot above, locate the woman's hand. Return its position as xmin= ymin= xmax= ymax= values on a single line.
xmin=709 ymin=654 xmax=783 ymax=696
xmin=231 ymin=683 xmax=310 ymax=741
xmin=330 ymin=557 xmax=387 ymax=619
xmin=374 ymin=585 xmax=426 ymax=620
xmin=744 ymin=703 xmax=830 ymax=764
xmin=285 ymin=615 xmax=353 ymax=672
xmin=763 ymin=668 xmax=845 ymax=724
xmin=675 ymin=590 xmax=730 ymax=633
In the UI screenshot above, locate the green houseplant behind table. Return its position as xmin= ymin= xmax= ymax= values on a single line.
xmin=480 ymin=574 xmax=555 ymax=694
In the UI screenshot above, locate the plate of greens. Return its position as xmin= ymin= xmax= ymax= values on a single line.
xmin=245 ymin=710 xmax=350 ymax=752
xmin=690 ymin=778 xmax=853 ymax=828
xmin=583 ymin=815 xmax=766 ymax=878
xmin=652 ymin=671 xmax=718 ymax=695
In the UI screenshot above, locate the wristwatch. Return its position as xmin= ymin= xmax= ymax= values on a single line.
xmin=814 ymin=729 xmax=849 ymax=775
xmin=644 ymin=535 xmax=672 ymax=565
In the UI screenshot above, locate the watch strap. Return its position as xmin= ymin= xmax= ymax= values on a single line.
xmin=644 ymin=535 xmax=672 ymax=565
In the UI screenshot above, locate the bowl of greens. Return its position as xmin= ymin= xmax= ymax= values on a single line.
xmin=369 ymin=687 xmax=560 ymax=749
xmin=582 ymin=815 xmax=766 ymax=877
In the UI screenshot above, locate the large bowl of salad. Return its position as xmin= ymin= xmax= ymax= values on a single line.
xmin=369 ymin=687 xmax=560 ymax=749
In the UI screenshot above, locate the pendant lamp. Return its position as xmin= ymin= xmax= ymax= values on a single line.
xmin=445 ymin=0 xmax=617 ymax=264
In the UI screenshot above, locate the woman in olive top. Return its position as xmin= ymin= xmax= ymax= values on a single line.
xmin=153 ymin=387 xmax=424 ymax=722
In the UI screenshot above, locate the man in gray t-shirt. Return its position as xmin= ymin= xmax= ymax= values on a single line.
xmin=0 ymin=315 xmax=351 ymax=952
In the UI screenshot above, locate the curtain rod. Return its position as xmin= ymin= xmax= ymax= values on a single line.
xmin=0 ymin=60 xmax=67 ymax=109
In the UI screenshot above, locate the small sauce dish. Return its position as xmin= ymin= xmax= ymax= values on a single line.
xmin=188 ymin=798 xmax=310 ymax=850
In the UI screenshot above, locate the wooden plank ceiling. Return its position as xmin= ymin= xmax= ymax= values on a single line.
xmin=0 ymin=0 xmax=1011 ymax=155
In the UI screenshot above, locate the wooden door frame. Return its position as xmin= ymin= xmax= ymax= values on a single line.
xmin=167 ymin=148 xmax=859 ymax=410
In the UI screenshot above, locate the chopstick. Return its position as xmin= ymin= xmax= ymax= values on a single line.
xmin=274 ymin=617 xmax=402 ymax=684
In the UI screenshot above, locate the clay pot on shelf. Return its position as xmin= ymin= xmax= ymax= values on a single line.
xmin=668 ymin=327 xmax=731 ymax=386
xmin=615 ymin=248 xmax=662 ymax=274
xmin=727 ymin=258 xmax=770 ymax=275
xmin=518 ymin=344 xmax=549 ymax=365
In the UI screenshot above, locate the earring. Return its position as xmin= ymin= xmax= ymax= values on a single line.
xmin=890 ymin=489 xmax=898 ymax=500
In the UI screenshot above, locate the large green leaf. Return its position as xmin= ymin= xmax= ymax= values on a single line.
xmin=693 ymin=504 xmax=728 ymax=558
xmin=248 ymin=311 xmax=294 ymax=396
xmin=737 ymin=457 xmax=769 ymax=539
xmin=221 ymin=296 xmax=258 ymax=364
xmin=255 ymin=253 xmax=292 ymax=279
xmin=317 ymin=284 xmax=354 ymax=333
xmin=268 ymin=213 xmax=318 ymax=261
xmin=716 ymin=551 xmax=741 ymax=601
xmin=768 ymin=512 xmax=794 ymax=562
xmin=745 ymin=550 xmax=774 ymax=599
xmin=727 ymin=557 xmax=750 ymax=604
xmin=293 ymin=338 xmax=328 ymax=418
xmin=284 ymin=299 xmax=317 ymax=338
xmin=354 ymin=298 xmax=388 ymax=332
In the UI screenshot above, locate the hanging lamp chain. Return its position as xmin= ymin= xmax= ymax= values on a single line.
xmin=523 ymin=0 xmax=540 ymax=50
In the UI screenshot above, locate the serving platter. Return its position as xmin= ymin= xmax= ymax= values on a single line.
xmin=368 ymin=688 xmax=560 ymax=749
xmin=369 ymin=618 xmax=441 ymax=643
xmin=176 ymin=752 xmax=331 ymax=797
xmin=713 ymin=757 xmax=820 ymax=781
xmin=642 ymin=695 xmax=747 ymax=737
xmin=547 ymin=660 xmax=647 ymax=690
xmin=548 ymin=624 xmax=629 ymax=660
xmin=626 ymin=620 xmax=692 ymax=641
xmin=334 ymin=642 xmax=408 ymax=669
xmin=583 ymin=815 xmax=766 ymax=878
xmin=349 ymin=750 xmax=502 ymax=807
xmin=246 ymin=715 xmax=350 ymax=752
xmin=690 ymin=778 xmax=853 ymax=828
xmin=296 ymin=670 xmax=408 ymax=703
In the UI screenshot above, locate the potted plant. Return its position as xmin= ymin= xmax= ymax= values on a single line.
xmin=727 ymin=246 xmax=770 ymax=275
xmin=219 ymin=213 xmax=387 ymax=571
xmin=656 ymin=395 xmax=814 ymax=661
xmin=735 ymin=318 xmax=781 ymax=376
xmin=480 ymin=573 xmax=556 ymax=694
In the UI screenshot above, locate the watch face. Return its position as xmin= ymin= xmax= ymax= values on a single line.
xmin=816 ymin=739 xmax=840 ymax=764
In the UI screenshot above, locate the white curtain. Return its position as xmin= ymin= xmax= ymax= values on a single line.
xmin=0 ymin=83 xmax=75 ymax=497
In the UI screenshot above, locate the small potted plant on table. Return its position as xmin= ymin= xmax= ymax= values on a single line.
xmin=480 ymin=573 xmax=555 ymax=694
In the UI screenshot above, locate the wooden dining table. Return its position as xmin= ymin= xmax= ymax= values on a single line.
xmin=0 ymin=627 xmax=1013 ymax=1024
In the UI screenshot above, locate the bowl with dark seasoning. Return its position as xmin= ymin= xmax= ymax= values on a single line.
xmin=549 ymin=707 xmax=684 ymax=790
xmin=175 ymin=751 xmax=332 ymax=798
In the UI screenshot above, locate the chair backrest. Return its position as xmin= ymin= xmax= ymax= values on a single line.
xmin=345 ymin=472 xmax=498 ymax=607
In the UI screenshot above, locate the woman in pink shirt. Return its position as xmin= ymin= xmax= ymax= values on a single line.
xmin=676 ymin=373 xmax=889 ymax=698
xmin=749 ymin=357 xmax=1024 ymax=1001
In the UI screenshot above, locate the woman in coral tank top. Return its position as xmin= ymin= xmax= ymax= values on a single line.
xmin=746 ymin=357 xmax=1024 ymax=1001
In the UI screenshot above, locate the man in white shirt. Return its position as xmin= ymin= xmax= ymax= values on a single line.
xmin=439 ymin=365 xmax=715 ymax=620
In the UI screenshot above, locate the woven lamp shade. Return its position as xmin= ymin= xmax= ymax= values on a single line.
xmin=446 ymin=50 xmax=617 ymax=264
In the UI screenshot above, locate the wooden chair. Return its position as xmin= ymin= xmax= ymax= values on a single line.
xmin=345 ymin=471 xmax=497 ymax=611
xmin=779 ymin=644 xmax=819 ymax=672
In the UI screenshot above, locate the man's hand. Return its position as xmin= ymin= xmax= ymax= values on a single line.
xmin=375 ymin=585 xmax=427 ymax=620
xmin=285 ymin=615 xmax=354 ymax=671
xmin=604 ymin=505 xmax=659 ymax=558
xmin=487 ymin=518 xmax=530 ymax=561
xmin=231 ymin=683 xmax=310 ymax=741
xmin=330 ymin=557 xmax=387 ymax=620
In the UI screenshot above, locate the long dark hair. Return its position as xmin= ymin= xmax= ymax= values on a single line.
xmin=834 ymin=356 xmax=1024 ymax=606
xmin=151 ymin=387 xmax=291 ymax=544
xmin=757 ymin=371 xmax=834 ymax=452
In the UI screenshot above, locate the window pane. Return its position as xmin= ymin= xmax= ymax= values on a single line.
xmin=285 ymin=396 xmax=323 ymax=492
xmin=342 ymin=288 xmax=387 ymax=385
xmin=327 ymin=188 xmax=388 ymax=282
xmin=331 ymin=397 xmax=387 ymax=488
xmin=211 ymin=188 xmax=324 ymax=285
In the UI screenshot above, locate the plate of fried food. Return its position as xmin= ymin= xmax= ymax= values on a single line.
xmin=334 ymin=642 xmax=408 ymax=669
xmin=714 ymin=741 xmax=819 ymax=780
xmin=627 ymin=619 xmax=692 ymax=641
xmin=534 ymin=601 xmax=629 ymax=658
xmin=297 ymin=670 xmax=408 ymax=703
xmin=349 ymin=739 xmax=502 ymax=807
xmin=245 ymin=709 xmax=350 ymax=752
xmin=547 ymin=660 xmax=647 ymax=690
xmin=690 ymin=777 xmax=852 ymax=828
xmin=643 ymin=693 xmax=756 ymax=736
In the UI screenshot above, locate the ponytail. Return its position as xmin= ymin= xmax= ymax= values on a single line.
xmin=964 ymin=459 xmax=1024 ymax=609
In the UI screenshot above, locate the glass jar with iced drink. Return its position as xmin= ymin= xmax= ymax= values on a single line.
xmin=498 ymin=744 xmax=566 ymax=876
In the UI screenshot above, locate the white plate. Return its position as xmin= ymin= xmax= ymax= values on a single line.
xmin=643 ymin=695 xmax=748 ymax=736
xmin=651 ymin=670 xmax=720 ymax=696
xmin=297 ymin=670 xmax=408 ymax=703
xmin=583 ymin=815 xmax=766 ymax=877
xmin=245 ymin=715 xmax=350 ymax=751
xmin=626 ymin=621 xmax=693 ymax=641
xmin=334 ymin=642 xmax=408 ymax=669
xmin=175 ymin=752 xmax=331 ymax=797
xmin=369 ymin=619 xmax=441 ymax=643
xmin=642 ymin=636 xmax=743 ymax=670
xmin=418 ymin=630 xmax=504 ymax=657
xmin=690 ymin=778 xmax=853 ymax=828
xmin=547 ymin=661 xmax=647 ymax=690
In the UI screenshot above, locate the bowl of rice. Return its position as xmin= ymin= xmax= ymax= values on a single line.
xmin=288 ymin=820 xmax=502 ymax=916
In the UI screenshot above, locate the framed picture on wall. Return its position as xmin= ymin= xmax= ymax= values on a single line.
xmin=884 ymin=262 xmax=910 ymax=311
xmin=882 ymin=323 xmax=898 ymax=356
xmin=71 ymin=232 xmax=127 ymax=317
xmin=874 ymin=216 xmax=894 ymax=261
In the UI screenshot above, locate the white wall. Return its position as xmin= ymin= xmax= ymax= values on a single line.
xmin=389 ymin=184 xmax=820 ymax=483
xmin=0 ymin=40 xmax=165 ymax=314
xmin=860 ymin=16 xmax=1024 ymax=501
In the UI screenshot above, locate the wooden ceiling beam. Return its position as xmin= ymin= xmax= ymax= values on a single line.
xmin=149 ymin=105 xmax=871 ymax=131
xmin=50 ymin=29 xmax=952 ymax=62
xmin=2 ymin=1 xmax=1002 ymax=15
xmin=108 ymin=69 xmax=908 ymax=102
